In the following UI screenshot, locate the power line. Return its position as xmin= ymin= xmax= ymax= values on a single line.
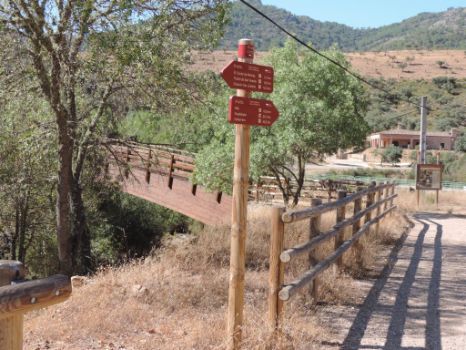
xmin=238 ymin=0 xmax=435 ymax=112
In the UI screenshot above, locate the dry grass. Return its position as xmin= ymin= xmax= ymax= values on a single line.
xmin=24 ymin=204 xmax=408 ymax=350
xmin=396 ymin=188 xmax=466 ymax=215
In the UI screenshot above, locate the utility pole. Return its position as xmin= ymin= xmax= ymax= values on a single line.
xmin=419 ymin=96 xmax=427 ymax=164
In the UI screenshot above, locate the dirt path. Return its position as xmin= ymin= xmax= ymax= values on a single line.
xmin=319 ymin=212 xmax=466 ymax=349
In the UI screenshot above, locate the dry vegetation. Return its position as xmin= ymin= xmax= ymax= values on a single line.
xmin=396 ymin=188 xmax=466 ymax=215
xmin=24 ymin=203 xmax=409 ymax=350
xmin=190 ymin=50 xmax=466 ymax=80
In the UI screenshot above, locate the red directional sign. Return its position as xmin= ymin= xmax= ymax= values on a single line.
xmin=221 ymin=61 xmax=274 ymax=93
xmin=228 ymin=96 xmax=279 ymax=126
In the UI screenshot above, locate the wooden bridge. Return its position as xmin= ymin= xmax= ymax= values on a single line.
xmin=105 ymin=140 xmax=376 ymax=226
xmin=105 ymin=141 xmax=232 ymax=226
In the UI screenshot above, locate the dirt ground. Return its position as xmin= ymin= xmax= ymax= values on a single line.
xmin=318 ymin=212 xmax=466 ymax=349
xmin=190 ymin=50 xmax=466 ymax=80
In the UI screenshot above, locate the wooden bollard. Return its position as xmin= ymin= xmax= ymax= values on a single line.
xmin=309 ymin=198 xmax=322 ymax=301
xmin=335 ymin=190 xmax=347 ymax=271
xmin=268 ymin=207 xmax=285 ymax=332
xmin=0 ymin=261 xmax=26 ymax=350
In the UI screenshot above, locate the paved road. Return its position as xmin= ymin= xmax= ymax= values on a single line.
xmin=322 ymin=212 xmax=466 ymax=350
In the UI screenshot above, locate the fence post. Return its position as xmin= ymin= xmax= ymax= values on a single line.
xmin=375 ymin=184 xmax=383 ymax=237
xmin=309 ymin=198 xmax=322 ymax=301
xmin=364 ymin=182 xmax=376 ymax=224
xmin=268 ymin=207 xmax=285 ymax=332
xmin=389 ymin=183 xmax=395 ymax=208
xmin=0 ymin=261 xmax=26 ymax=350
xmin=383 ymin=182 xmax=389 ymax=211
xmin=352 ymin=187 xmax=364 ymax=268
xmin=335 ymin=190 xmax=347 ymax=272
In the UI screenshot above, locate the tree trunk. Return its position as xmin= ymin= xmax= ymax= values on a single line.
xmin=70 ymin=179 xmax=92 ymax=274
xmin=56 ymin=118 xmax=74 ymax=276
xmin=291 ymin=155 xmax=306 ymax=207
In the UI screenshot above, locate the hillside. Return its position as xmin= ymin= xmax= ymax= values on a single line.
xmin=191 ymin=50 xmax=466 ymax=80
xmin=221 ymin=1 xmax=466 ymax=51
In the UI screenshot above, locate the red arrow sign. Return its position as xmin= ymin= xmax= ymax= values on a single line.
xmin=221 ymin=61 xmax=274 ymax=93
xmin=228 ymin=96 xmax=279 ymax=126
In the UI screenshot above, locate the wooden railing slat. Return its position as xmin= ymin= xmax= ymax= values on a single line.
xmin=278 ymin=205 xmax=397 ymax=301
xmin=282 ymin=183 xmax=392 ymax=223
xmin=280 ymin=193 xmax=397 ymax=262
xmin=0 ymin=275 xmax=72 ymax=318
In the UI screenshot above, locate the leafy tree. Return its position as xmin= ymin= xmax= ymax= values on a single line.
xmin=194 ymin=41 xmax=369 ymax=205
xmin=455 ymin=133 xmax=466 ymax=152
xmin=0 ymin=0 xmax=227 ymax=274
xmin=381 ymin=145 xmax=403 ymax=165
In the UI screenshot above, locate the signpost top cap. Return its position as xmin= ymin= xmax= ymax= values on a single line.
xmin=238 ymin=38 xmax=253 ymax=45
xmin=238 ymin=39 xmax=254 ymax=60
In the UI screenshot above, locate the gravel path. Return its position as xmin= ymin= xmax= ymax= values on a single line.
xmin=320 ymin=212 xmax=466 ymax=350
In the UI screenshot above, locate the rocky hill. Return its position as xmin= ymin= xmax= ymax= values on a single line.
xmin=221 ymin=1 xmax=466 ymax=51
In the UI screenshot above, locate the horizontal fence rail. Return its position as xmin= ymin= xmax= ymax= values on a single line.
xmin=268 ymin=182 xmax=397 ymax=332
xmin=282 ymin=183 xmax=393 ymax=223
xmin=0 ymin=275 xmax=72 ymax=319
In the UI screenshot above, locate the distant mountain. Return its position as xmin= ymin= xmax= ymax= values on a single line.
xmin=221 ymin=1 xmax=466 ymax=51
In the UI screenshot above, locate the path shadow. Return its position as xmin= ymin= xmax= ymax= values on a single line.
xmin=340 ymin=214 xmax=444 ymax=350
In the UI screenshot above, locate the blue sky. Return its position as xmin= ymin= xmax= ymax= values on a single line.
xmin=260 ymin=0 xmax=465 ymax=28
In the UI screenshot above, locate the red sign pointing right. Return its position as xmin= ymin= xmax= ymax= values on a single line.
xmin=228 ymin=96 xmax=279 ymax=126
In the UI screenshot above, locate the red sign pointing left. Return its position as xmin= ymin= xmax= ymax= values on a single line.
xmin=221 ymin=61 xmax=274 ymax=93
xmin=228 ymin=96 xmax=279 ymax=126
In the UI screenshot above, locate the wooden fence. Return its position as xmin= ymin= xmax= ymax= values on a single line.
xmin=250 ymin=176 xmax=369 ymax=203
xmin=268 ymin=182 xmax=397 ymax=330
xmin=0 ymin=261 xmax=72 ymax=350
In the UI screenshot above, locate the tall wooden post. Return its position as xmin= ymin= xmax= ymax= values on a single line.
xmin=335 ymin=190 xmax=347 ymax=271
xmin=268 ymin=207 xmax=285 ymax=332
xmin=0 ymin=261 xmax=26 ymax=350
xmin=309 ymin=198 xmax=322 ymax=301
xmin=227 ymin=38 xmax=254 ymax=350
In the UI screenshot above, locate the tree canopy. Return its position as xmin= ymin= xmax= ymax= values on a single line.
xmin=0 ymin=0 xmax=228 ymax=274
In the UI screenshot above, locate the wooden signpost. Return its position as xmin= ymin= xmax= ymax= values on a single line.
xmin=222 ymin=39 xmax=278 ymax=350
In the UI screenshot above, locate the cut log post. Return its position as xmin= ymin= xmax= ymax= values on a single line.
xmin=309 ymin=199 xmax=322 ymax=301
xmin=0 ymin=261 xmax=25 ymax=350
xmin=268 ymin=207 xmax=285 ymax=332
xmin=334 ymin=191 xmax=347 ymax=272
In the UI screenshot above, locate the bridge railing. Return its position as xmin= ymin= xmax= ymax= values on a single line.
xmin=105 ymin=139 xmax=196 ymax=185
xmin=0 ymin=261 xmax=72 ymax=350
xmin=268 ymin=182 xmax=397 ymax=331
